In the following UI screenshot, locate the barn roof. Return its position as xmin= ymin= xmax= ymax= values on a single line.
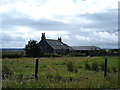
xmin=71 ymin=46 xmax=100 ymax=51
xmin=46 ymin=39 xmax=73 ymax=50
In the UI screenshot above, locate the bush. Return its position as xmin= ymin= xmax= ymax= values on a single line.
xmin=112 ymin=66 xmax=117 ymax=72
xmin=2 ymin=65 xmax=13 ymax=79
xmin=68 ymin=52 xmax=87 ymax=57
xmin=85 ymin=61 xmax=91 ymax=70
xmin=55 ymin=73 xmax=61 ymax=81
xmin=25 ymin=40 xmax=41 ymax=57
xmin=67 ymin=61 xmax=74 ymax=72
xmin=43 ymin=53 xmax=61 ymax=57
xmin=41 ymin=64 xmax=47 ymax=68
xmin=91 ymin=62 xmax=99 ymax=72
xmin=107 ymin=67 xmax=111 ymax=73
xmin=99 ymin=62 xmax=105 ymax=71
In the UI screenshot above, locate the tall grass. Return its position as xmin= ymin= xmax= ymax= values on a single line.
xmin=91 ymin=62 xmax=99 ymax=72
xmin=85 ymin=61 xmax=91 ymax=70
xmin=67 ymin=61 xmax=74 ymax=72
xmin=2 ymin=56 xmax=119 ymax=88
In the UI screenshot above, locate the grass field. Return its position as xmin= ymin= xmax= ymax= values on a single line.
xmin=2 ymin=56 xmax=119 ymax=88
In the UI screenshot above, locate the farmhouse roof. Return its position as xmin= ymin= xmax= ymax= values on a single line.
xmin=46 ymin=39 xmax=73 ymax=50
xmin=71 ymin=46 xmax=100 ymax=51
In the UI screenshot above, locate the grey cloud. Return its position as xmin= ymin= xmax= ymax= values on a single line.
xmin=2 ymin=33 xmax=13 ymax=41
xmin=2 ymin=33 xmax=26 ymax=48
xmin=2 ymin=33 xmax=25 ymax=41
xmin=77 ymin=9 xmax=117 ymax=31
xmin=2 ymin=15 xmax=66 ymax=31
xmin=3 ymin=9 xmax=117 ymax=33
xmin=2 ymin=12 xmax=81 ymax=31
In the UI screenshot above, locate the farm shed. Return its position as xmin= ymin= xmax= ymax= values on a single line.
xmin=71 ymin=46 xmax=101 ymax=53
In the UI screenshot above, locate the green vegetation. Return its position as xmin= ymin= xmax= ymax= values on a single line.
xmin=68 ymin=52 xmax=87 ymax=57
xmin=2 ymin=56 xmax=119 ymax=88
xmin=25 ymin=40 xmax=41 ymax=57
xmin=43 ymin=53 xmax=61 ymax=57
xmin=2 ymin=48 xmax=120 ymax=58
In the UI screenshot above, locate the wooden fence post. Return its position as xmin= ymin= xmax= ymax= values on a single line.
xmin=35 ymin=59 xmax=39 ymax=80
xmin=104 ymin=58 xmax=107 ymax=77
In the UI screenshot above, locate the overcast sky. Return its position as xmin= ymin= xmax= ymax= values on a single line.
xmin=1 ymin=0 xmax=119 ymax=49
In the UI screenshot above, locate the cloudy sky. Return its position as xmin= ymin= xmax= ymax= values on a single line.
xmin=1 ymin=0 xmax=119 ymax=49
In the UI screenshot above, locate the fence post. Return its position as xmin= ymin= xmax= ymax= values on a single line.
xmin=104 ymin=58 xmax=107 ymax=77
xmin=35 ymin=58 xmax=39 ymax=80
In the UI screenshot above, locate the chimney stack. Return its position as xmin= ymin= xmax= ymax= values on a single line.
xmin=58 ymin=37 xmax=62 ymax=42
xmin=41 ymin=33 xmax=46 ymax=40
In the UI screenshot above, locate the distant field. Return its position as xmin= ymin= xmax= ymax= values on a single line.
xmin=2 ymin=56 xmax=119 ymax=88
xmin=2 ymin=50 xmax=25 ymax=58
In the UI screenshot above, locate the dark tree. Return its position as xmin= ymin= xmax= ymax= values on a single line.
xmin=25 ymin=40 xmax=41 ymax=57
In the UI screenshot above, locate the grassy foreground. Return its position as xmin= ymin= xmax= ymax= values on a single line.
xmin=2 ymin=56 xmax=119 ymax=88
